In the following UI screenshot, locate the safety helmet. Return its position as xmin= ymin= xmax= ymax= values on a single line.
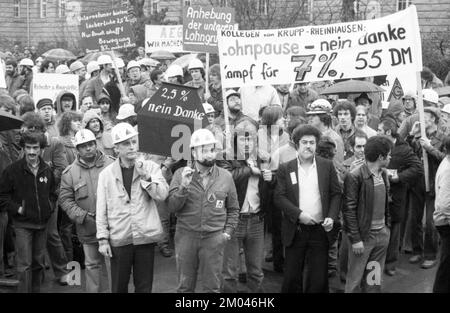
xmin=422 ymin=89 xmax=439 ymax=105
xmin=74 ymin=129 xmax=96 ymax=147
xmin=306 ymin=99 xmax=332 ymax=115
xmin=188 ymin=58 xmax=204 ymax=71
xmin=127 ymin=60 xmax=140 ymax=71
xmin=202 ymin=102 xmax=215 ymax=115
xmin=111 ymin=122 xmax=139 ymax=145
xmin=97 ymin=54 xmax=113 ymax=65
xmin=116 ymin=103 xmax=137 ymax=120
xmin=115 ymin=58 xmax=125 ymax=69
xmin=224 ymin=89 xmax=240 ymax=100
xmin=189 ymin=128 xmax=217 ymax=148
xmin=441 ymin=103 xmax=450 ymax=115
xmin=18 ymin=58 xmax=34 ymax=67
xmin=86 ymin=61 xmax=100 ymax=75
xmin=165 ymin=64 xmax=183 ymax=78
xmin=402 ymin=90 xmax=417 ymax=101
xmin=55 ymin=64 xmax=70 ymax=74
xmin=69 ymin=61 xmax=85 ymax=73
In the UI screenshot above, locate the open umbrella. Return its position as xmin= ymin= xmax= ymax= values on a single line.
xmin=137 ymin=82 xmax=208 ymax=157
xmin=42 ymin=48 xmax=76 ymax=62
xmin=150 ymin=50 xmax=176 ymax=60
xmin=80 ymin=51 xmax=124 ymax=64
xmin=320 ymin=79 xmax=385 ymax=95
xmin=0 ymin=111 xmax=23 ymax=131
xmin=171 ymin=53 xmax=198 ymax=70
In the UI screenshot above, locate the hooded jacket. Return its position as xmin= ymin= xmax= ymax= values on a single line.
xmin=54 ymin=90 xmax=77 ymax=124
xmin=96 ymin=93 xmax=116 ymax=129
xmin=82 ymin=109 xmax=114 ymax=157
xmin=59 ymin=150 xmax=114 ymax=244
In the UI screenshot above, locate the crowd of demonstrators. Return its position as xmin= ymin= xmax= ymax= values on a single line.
xmin=1 ymin=46 xmax=450 ymax=294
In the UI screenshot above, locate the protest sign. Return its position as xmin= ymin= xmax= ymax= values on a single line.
xmin=137 ymin=82 xmax=208 ymax=157
xmin=218 ymin=5 xmax=422 ymax=88
xmin=381 ymin=70 xmax=417 ymax=103
xmin=32 ymin=73 xmax=79 ymax=109
xmin=145 ymin=25 xmax=184 ymax=53
xmin=79 ymin=9 xmax=136 ymax=53
xmin=0 ymin=59 xmax=6 ymax=89
xmin=183 ymin=6 xmax=236 ymax=53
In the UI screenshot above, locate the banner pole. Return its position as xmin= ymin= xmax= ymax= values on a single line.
xmin=416 ymin=71 xmax=430 ymax=192
xmin=205 ymin=52 xmax=210 ymax=98
xmin=108 ymin=50 xmax=126 ymax=102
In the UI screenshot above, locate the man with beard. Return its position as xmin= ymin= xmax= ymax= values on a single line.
xmin=18 ymin=58 xmax=34 ymax=93
xmin=167 ymin=129 xmax=240 ymax=293
xmin=274 ymin=125 xmax=341 ymax=293
xmin=59 ymin=129 xmax=114 ymax=292
xmin=96 ymin=123 xmax=168 ymax=293
xmin=5 ymin=59 xmax=24 ymax=96
xmin=0 ymin=131 xmax=57 ymax=292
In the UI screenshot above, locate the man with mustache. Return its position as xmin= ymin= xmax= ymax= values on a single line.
xmin=274 ymin=125 xmax=341 ymax=293
xmin=167 ymin=128 xmax=240 ymax=293
xmin=0 ymin=131 xmax=57 ymax=292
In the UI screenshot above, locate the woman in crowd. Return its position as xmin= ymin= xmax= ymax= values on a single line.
xmin=82 ymin=109 xmax=115 ymax=157
xmin=58 ymin=111 xmax=82 ymax=165
xmin=40 ymin=59 xmax=56 ymax=73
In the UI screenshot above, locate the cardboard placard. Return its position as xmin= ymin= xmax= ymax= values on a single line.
xmin=145 ymin=25 xmax=184 ymax=53
xmin=218 ymin=5 xmax=422 ymax=88
xmin=183 ymin=6 xmax=236 ymax=53
xmin=79 ymin=9 xmax=136 ymax=53
xmin=32 ymin=73 xmax=79 ymax=109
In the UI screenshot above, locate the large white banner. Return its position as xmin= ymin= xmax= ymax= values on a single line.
xmin=218 ymin=5 xmax=422 ymax=88
xmin=32 ymin=73 xmax=79 ymax=109
xmin=145 ymin=25 xmax=184 ymax=53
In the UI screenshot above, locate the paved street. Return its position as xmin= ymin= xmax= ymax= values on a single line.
xmin=39 ymin=249 xmax=437 ymax=293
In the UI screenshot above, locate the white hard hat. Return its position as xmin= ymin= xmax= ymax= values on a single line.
xmin=97 ymin=54 xmax=113 ymax=65
xmin=55 ymin=64 xmax=70 ymax=74
xmin=116 ymin=103 xmax=137 ymax=120
xmin=111 ymin=122 xmax=139 ymax=145
xmin=224 ymin=89 xmax=240 ymax=100
xmin=422 ymin=89 xmax=439 ymax=105
xmin=189 ymin=128 xmax=217 ymax=148
xmin=442 ymin=103 xmax=450 ymax=115
xmin=202 ymin=102 xmax=215 ymax=115
xmin=188 ymin=58 xmax=204 ymax=71
xmin=69 ymin=61 xmax=85 ymax=72
xmin=127 ymin=60 xmax=140 ymax=71
xmin=86 ymin=61 xmax=100 ymax=75
xmin=19 ymin=58 xmax=34 ymax=67
xmin=165 ymin=64 xmax=183 ymax=78
xmin=139 ymin=58 xmax=159 ymax=68
xmin=115 ymin=58 xmax=125 ymax=69
xmin=307 ymin=99 xmax=332 ymax=115
xmin=74 ymin=129 xmax=96 ymax=147
xmin=402 ymin=90 xmax=417 ymax=100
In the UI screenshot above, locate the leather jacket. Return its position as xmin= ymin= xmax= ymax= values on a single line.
xmin=343 ymin=164 xmax=391 ymax=244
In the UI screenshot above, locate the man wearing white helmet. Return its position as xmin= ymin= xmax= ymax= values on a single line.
xmin=70 ymin=60 xmax=86 ymax=85
xmin=165 ymin=64 xmax=184 ymax=85
xmin=167 ymin=128 xmax=239 ymax=293
xmin=55 ymin=64 xmax=70 ymax=75
xmin=123 ymin=60 xmax=152 ymax=96
xmin=184 ymin=58 xmax=206 ymax=102
xmin=80 ymin=61 xmax=100 ymax=101
xmin=84 ymin=55 xmax=115 ymax=103
xmin=59 ymin=129 xmax=114 ymax=292
xmin=307 ymin=99 xmax=344 ymax=166
xmin=398 ymin=89 xmax=440 ymax=139
xmin=96 ymin=123 xmax=168 ymax=293
xmin=139 ymin=58 xmax=159 ymax=82
xmin=18 ymin=58 xmax=34 ymax=93
xmin=116 ymin=103 xmax=137 ymax=127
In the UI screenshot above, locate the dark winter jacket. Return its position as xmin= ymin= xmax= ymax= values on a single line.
xmin=343 ymin=164 xmax=391 ymax=244
xmin=387 ymin=137 xmax=423 ymax=222
xmin=0 ymin=157 xmax=57 ymax=227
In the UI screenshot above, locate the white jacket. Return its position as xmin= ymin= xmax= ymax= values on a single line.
xmin=96 ymin=158 xmax=169 ymax=247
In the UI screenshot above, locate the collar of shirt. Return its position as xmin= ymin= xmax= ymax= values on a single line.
xmin=195 ymin=163 xmax=214 ymax=177
xmin=297 ymin=154 xmax=317 ymax=172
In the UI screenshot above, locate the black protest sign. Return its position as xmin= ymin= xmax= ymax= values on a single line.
xmin=137 ymin=83 xmax=208 ymax=157
xmin=79 ymin=9 xmax=136 ymax=53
